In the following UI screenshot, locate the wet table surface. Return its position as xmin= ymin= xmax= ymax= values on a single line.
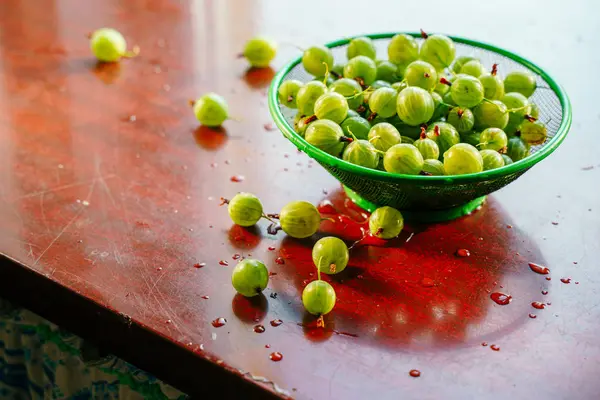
xmin=0 ymin=0 xmax=599 ymax=399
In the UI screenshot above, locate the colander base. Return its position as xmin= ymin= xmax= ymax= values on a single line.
xmin=343 ymin=186 xmax=487 ymax=223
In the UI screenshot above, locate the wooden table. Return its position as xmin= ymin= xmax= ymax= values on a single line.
xmin=0 ymin=0 xmax=597 ymax=398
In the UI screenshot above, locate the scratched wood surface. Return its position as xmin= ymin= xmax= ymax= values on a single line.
xmin=0 ymin=0 xmax=598 ymax=399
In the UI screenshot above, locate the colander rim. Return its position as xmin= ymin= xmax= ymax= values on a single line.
xmin=268 ymin=32 xmax=572 ymax=184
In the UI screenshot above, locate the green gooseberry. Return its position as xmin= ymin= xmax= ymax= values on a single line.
xmin=414 ymin=131 xmax=440 ymax=160
xmin=395 ymin=122 xmax=422 ymax=140
xmin=480 ymin=149 xmax=505 ymax=171
xmin=228 ymin=192 xmax=263 ymax=227
xmin=295 ymin=114 xmax=312 ymax=137
xmin=479 ymin=127 xmax=508 ymax=152
xmin=430 ymin=92 xmax=449 ymax=122
xmin=377 ymin=60 xmax=399 ymax=82
xmin=460 ymin=60 xmax=485 ymax=77
xmin=369 ymin=206 xmax=404 ymax=239
xmin=383 ymin=143 xmax=424 ymax=175
xmin=280 ymin=200 xmax=321 ymax=239
xmin=314 ymin=92 xmax=349 ymax=124
xmin=369 ymin=87 xmax=398 ymax=119
xmin=368 ymin=114 xmax=388 ymax=126
xmin=332 ymin=63 xmax=345 ymax=78
xmin=302 ymin=45 xmax=334 ymax=76
xmin=346 ymin=109 xmax=360 ymax=118
xmin=401 ymin=136 xmax=415 ymax=144
xmin=479 ymin=72 xmax=505 ymax=100
xmin=506 ymin=136 xmax=530 ymax=162
xmin=193 ymin=93 xmax=228 ymax=127
xmin=422 ymin=159 xmax=445 ymax=175
xmin=387 ymin=34 xmax=419 ymax=66
xmin=242 ymin=36 xmax=277 ymax=67
xmin=504 ymin=71 xmax=537 ymax=98
xmin=451 ymin=75 xmax=484 ymax=108
xmin=501 ymin=154 xmax=514 ymax=165
xmin=434 ymin=73 xmax=450 ymax=96
xmin=396 ymin=87 xmax=435 ymax=126
xmin=529 ymin=103 xmax=540 ymax=119
xmin=460 ymin=131 xmax=482 ymax=147
xmin=302 ymin=280 xmax=336 ymax=315
xmin=341 ymin=116 xmax=371 ymax=140
xmin=231 ymin=259 xmax=269 ymax=297
xmin=312 ymin=237 xmax=349 ymax=275
xmin=90 ymin=28 xmax=133 ymax=63
xmin=371 ymin=80 xmax=392 ymax=89
xmin=368 ymin=122 xmax=401 ymax=152
xmin=473 ymin=100 xmax=509 ymax=130
xmin=304 ymin=119 xmax=348 ymax=156
xmin=392 ymin=81 xmax=408 ymax=92
xmin=443 ymin=91 xmax=457 ymax=107
xmin=342 ymin=139 xmax=380 ymax=169
xmin=452 ymin=56 xmax=477 ymax=74
xmin=443 ymin=143 xmax=484 ymax=175
xmin=426 ymin=122 xmax=460 ymax=157
xmin=419 ymin=34 xmax=456 ymax=70
xmin=447 ymin=107 xmax=475 ymax=133
xmin=296 ymin=81 xmax=327 ymax=116
xmin=347 ymin=36 xmax=376 ymax=60
xmin=343 ymin=55 xmax=377 ymax=86
xmin=502 ymin=92 xmax=531 ymax=134
xmin=329 ymin=78 xmax=364 ymax=110
xmin=519 ymin=120 xmax=548 ymax=145
xmin=278 ymin=79 xmax=303 ymax=108
xmin=404 ymin=60 xmax=438 ymax=91
xmin=314 ymin=75 xmax=335 ymax=86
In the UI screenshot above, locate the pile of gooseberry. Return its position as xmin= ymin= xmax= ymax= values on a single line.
xmin=277 ymin=31 xmax=547 ymax=175
xmin=225 ymin=192 xmax=405 ymax=317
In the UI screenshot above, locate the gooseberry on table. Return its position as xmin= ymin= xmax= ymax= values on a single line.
xmin=443 ymin=143 xmax=484 ymax=175
xmin=242 ymin=36 xmax=277 ymax=67
xmin=279 ymin=200 xmax=322 ymax=239
xmin=347 ymin=36 xmax=377 ymax=60
xmin=367 ymin=122 xmax=401 ymax=152
xmin=314 ymin=92 xmax=349 ymax=124
xmin=90 ymin=28 xmax=137 ymax=62
xmin=480 ymin=149 xmax=505 ymax=171
xmin=369 ymin=206 xmax=404 ymax=239
xmin=278 ymin=79 xmax=303 ymax=108
xmin=383 ymin=143 xmax=424 ymax=175
xmin=343 ymin=55 xmax=378 ymax=86
xmin=312 ymin=237 xmax=349 ymax=275
xmin=304 ymin=119 xmax=349 ymax=156
xmin=302 ymin=280 xmax=336 ymax=315
xmin=396 ymin=87 xmax=435 ymax=126
xmin=296 ymin=81 xmax=328 ymax=116
xmin=302 ymin=45 xmax=334 ymax=76
xmin=504 ymin=70 xmax=537 ymax=98
xmin=404 ymin=60 xmax=438 ymax=91
xmin=228 ymin=192 xmax=263 ymax=227
xmin=231 ymin=259 xmax=269 ymax=297
xmin=193 ymin=93 xmax=229 ymax=127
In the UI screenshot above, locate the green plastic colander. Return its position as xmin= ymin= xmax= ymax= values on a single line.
xmin=268 ymin=33 xmax=572 ymax=222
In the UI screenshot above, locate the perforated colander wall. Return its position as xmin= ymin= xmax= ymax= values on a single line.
xmin=269 ymin=33 xmax=571 ymax=211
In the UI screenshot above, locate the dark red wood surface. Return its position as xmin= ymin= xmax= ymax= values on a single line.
xmin=0 ymin=1 xmax=598 ymax=399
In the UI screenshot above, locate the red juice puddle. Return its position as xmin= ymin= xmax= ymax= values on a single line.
xmin=560 ymin=277 xmax=571 ymax=284
xmin=541 ymin=290 xmax=548 ymax=295
xmin=263 ymin=122 xmax=276 ymax=131
xmin=230 ymin=175 xmax=244 ymax=182
xmin=409 ymin=369 xmax=421 ymax=378
xmin=529 ymin=262 xmax=550 ymax=275
xmin=456 ymin=248 xmax=470 ymax=257
xmin=490 ymin=292 xmax=512 ymax=305
xmin=275 ymin=257 xmax=285 ymax=265
xmin=296 ymin=322 xmax=358 ymax=338
xmin=219 ymin=260 xmax=229 ymax=266
xmin=421 ymin=278 xmax=435 ymax=288
xmin=481 ymin=342 xmax=488 ymax=347
xmin=265 ymin=344 xmax=271 ymax=348
xmin=531 ymin=302 xmax=545 ymax=309
xmin=270 ymin=319 xmax=283 ymax=327
xmin=546 ymin=277 xmax=552 ymax=281
xmin=490 ymin=344 xmax=500 ymax=351
xmin=232 ymin=253 xmax=241 ymax=260
xmin=551 ymin=221 xmax=559 ymax=225
xmin=253 ymin=324 xmax=265 ymax=333
xmin=201 ymin=295 xmax=209 ymax=299
xmin=268 ymin=246 xmax=276 ymax=251
xmin=269 ymin=352 xmax=283 ymax=362
xmin=529 ymin=313 xmax=537 ymax=319
xmin=268 ymin=272 xmax=278 ymax=277
xmin=194 ymin=262 xmax=206 ymax=269
xmin=211 ymin=317 xmax=227 ymax=327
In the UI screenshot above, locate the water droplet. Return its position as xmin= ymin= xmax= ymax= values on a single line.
xmin=275 ymin=257 xmax=285 ymax=265
xmin=506 ymin=224 xmax=512 ymax=228
xmin=545 ymin=277 xmax=551 ymax=281
xmin=481 ymin=342 xmax=488 ymax=346
xmin=128 ymin=115 xmax=137 ymax=122
xmin=541 ymin=290 xmax=548 ymax=295
xmin=531 ymin=302 xmax=545 ymax=309
xmin=268 ymin=246 xmax=276 ymax=251
xmin=58 ymin=164 xmax=64 ymax=169
xmin=528 ymin=263 xmax=550 ymax=275
xmin=490 ymin=292 xmax=512 ymax=305
xmin=232 ymin=254 xmax=241 ymax=260
xmin=529 ymin=313 xmax=537 ymax=319
xmin=421 ymin=278 xmax=435 ymax=287
xmin=253 ymin=324 xmax=265 ymax=333
xmin=165 ymin=319 xmax=171 ymax=324
xmin=270 ymin=319 xmax=283 ymax=327
xmin=219 ymin=260 xmax=229 ymax=266
xmin=211 ymin=317 xmax=227 ymax=328
xmin=456 ymin=249 xmax=470 ymax=257
xmin=269 ymin=352 xmax=283 ymax=362
xmin=560 ymin=277 xmax=571 ymax=284
xmin=156 ymin=267 xmax=162 ymax=271
xmin=490 ymin=344 xmax=500 ymax=351
xmin=409 ymin=369 xmax=421 ymax=378
xmin=201 ymin=295 xmax=209 ymax=299
xmin=230 ymin=175 xmax=244 ymax=182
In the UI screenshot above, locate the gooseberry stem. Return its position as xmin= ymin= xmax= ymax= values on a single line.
xmin=261 ymin=213 xmax=277 ymax=224
xmin=491 ymin=63 xmax=498 ymax=76
xmin=123 ymin=45 xmax=140 ymax=58
xmin=439 ymin=77 xmax=452 ymax=86
xmin=346 ymin=127 xmax=358 ymax=141
xmin=524 ymin=114 xmax=537 ymax=122
xmin=322 ymin=62 xmax=330 ymax=85
xmin=339 ymin=136 xmax=353 ymax=143
xmin=266 ymin=213 xmax=280 ymax=219
xmin=317 ymin=257 xmax=323 ymax=281
xmin=420 ymin=29 xmax=428 ymax=39
xmin=219 ymin=197 xmax=230 ymax=206
xmin=303 ymin=115 xmax=318 ymax=124
xmin=367 ymin=112 xmax=377 ymax=122
xmin=420 ymin=127 xmax=427 ymax=139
